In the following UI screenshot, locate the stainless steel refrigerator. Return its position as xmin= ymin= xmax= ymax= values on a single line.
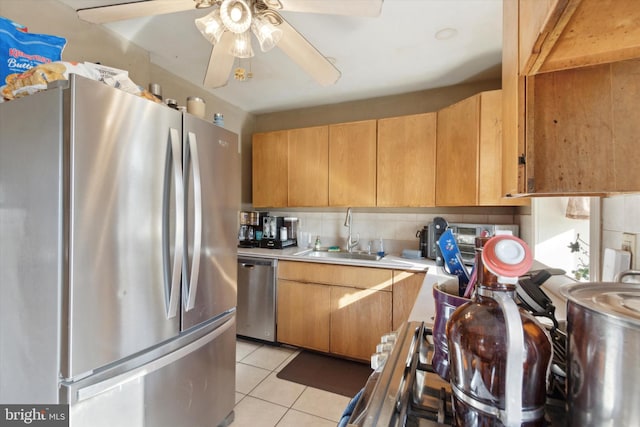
xmin=0 ymin=75 xmax=239 ymax=427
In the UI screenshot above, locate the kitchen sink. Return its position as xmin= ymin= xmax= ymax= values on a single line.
xmin=304 ymin=249 xmax=383 ymax=261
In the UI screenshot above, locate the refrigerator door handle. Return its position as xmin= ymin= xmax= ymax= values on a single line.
xmin=72 ymin=316 xmax=235 ymax=403
xmin=163 ymin=128 xmax=184 ymax=319
xmin=185 ymin=131 xmax=202 ymax=311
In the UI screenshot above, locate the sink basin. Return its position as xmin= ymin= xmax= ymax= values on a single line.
xmin=305 ymin=250 xmax=383 ymax=261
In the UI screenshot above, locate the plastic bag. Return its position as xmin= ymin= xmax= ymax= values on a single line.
xmin=2 ymin=61 xmax=101 ymax=100
xmin=0 ymin=16 xmax=66 ymax=84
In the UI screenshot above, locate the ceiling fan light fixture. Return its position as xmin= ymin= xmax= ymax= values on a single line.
xmin=194 ymin=0 xmax=217 ymax=8
xmin=251 ymin=15 xmax=283 ymax=52
xmin=230 ymin=30 xmax=254 ymax=58
xmin=195 ymin=9 xmax=225 ymax=45
xmin=220 ymin=0 xmax=252 ymax=34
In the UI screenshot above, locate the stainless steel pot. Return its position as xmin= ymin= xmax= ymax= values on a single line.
xmin=562 ymin=281 xmax=640 ymax=426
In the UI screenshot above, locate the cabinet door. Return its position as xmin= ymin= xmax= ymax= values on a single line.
xmin=377 ymin=113 xmax=437 ymax=207
xmin=288 ymin=126 xmax=329 ymax=207
xmin=278 ymin=261 xmax=392 ymax=291
xmin=329 ymin=120 xmax=377 ymax=207
xmin=392 ymin=271 xmax=425 ymax=330
xmin=528 ymin=60 xmax=640 ymax=193
xmin=436 ymin=95 xmax=480 ymax=206
xmin=502 ymin=0 xmax=527 ymax=196
xmin=330 ymin=286 xmax=392 ymax=361
xmin=277 ymin=280 xmax=330 ymax=352
xmin=478 ymin=90 xmax=506 ymax=206
xmin=252 ymin=131 xmax=288 ymax=208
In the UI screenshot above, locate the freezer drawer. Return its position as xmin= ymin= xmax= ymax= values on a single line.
xmin=65 ymin=315 xmax=236 ymax=427
xmin=237 ymin=257 xmax=277 ymax=342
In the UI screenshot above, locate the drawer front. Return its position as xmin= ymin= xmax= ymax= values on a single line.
xmin=278 ymin=261 xmax=392 ymax=291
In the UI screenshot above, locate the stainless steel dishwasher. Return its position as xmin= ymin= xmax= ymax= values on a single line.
xmin=237 ymin=257 xmax=278 ymax=342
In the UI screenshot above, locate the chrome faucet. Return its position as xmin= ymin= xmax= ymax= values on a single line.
xmin=344 ymin=207 xmax=359 ymax=252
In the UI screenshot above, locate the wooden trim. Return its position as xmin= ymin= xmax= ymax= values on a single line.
xmin=538 ymin=0 xmax=640 ymax=73
xmin=526 ymin=0 xmax=578 ymax=74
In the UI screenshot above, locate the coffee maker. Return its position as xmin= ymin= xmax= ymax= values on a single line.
xmin=259 ymin=216 xmax=298 ymax=249
xmin=238 ymin=211 xmax=267 ymax=248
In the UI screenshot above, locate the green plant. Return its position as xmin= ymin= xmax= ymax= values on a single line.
xmin=568 ymin=233 xmax=589 ymax=281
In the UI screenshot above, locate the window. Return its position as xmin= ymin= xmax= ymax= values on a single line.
xmin=532 ymin=197 xmax=600 ymax=281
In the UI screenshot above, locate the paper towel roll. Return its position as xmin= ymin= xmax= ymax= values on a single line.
xmin=602 ymin=248 xmax=631 ymax=281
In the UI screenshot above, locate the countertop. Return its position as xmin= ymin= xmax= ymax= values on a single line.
xmin=237 ymin=246 xmax=433 ymax=272
xmin=237 ymin=246 xmax=575 ymax=329
xmin=237 ymin=245 xmax=458 ymax=327
xmin=407 ymin=260 xmax=575 ymax=328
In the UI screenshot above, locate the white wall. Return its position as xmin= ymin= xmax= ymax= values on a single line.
xmin=602 ymin=195 xmax=640 ymax=267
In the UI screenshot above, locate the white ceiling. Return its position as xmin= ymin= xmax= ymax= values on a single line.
xmin=58 ymin=0 xmax=503 ymax=114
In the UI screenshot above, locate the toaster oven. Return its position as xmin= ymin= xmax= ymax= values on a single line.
xmin=427 ymin=222 xmax=519 ymax=265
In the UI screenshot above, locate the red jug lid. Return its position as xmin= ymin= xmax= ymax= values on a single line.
xmin=481 ymin=235 xmax=533 ymax=279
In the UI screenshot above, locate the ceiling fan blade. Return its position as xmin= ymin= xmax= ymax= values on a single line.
xmin=276 ymin=18 xmax=341 ymax=86
xmin=203 ymin=32 xmax=236 ymax=88
xmin=77 ymin=0 xmax=197 ymax=24
xmin=272 ymin=0 xmax=383 ymax=17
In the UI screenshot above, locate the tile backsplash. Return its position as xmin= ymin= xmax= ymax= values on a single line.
xmin=602 ymin=194 xmax=640 ymax=251
xmin=265 ymin=208 xmax=521 ymax=255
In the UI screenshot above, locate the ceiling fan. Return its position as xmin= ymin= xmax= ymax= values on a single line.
xmin=75 ymin=0 xmax=384 ymax=88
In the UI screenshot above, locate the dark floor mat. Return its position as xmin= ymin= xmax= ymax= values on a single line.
xmin=276 ymin=350 xmax=372 ymax=398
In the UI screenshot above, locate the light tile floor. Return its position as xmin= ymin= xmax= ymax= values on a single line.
xmin=232 ymin=338 xmax=352 ymax=427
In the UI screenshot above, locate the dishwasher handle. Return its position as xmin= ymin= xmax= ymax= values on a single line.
xmin=238 ymin=257 xmax=277 ymax=268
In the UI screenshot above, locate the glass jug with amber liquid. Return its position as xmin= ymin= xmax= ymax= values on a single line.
xmin=446 ymin=236 xmax=552 ymax=427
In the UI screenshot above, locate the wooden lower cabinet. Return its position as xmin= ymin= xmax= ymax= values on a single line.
xmin=277 ymin=280 xmax=330 ymax=352
xmin=330 ymin=286 xmax=392 ymax=361
xmin=392 ymin=271 xmax=426 ymax=330
xmin=276 ymin=261 xmax=395 ymax=362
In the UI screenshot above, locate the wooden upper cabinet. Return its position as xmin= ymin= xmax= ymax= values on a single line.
xmin=377 ymin=113 xmax=437 ymax=207
xmin=329 ymin=120 xmax=377 ymax=207
xmin=503 ymin=0 xmax=527 ymax=196
xmin=477 ymin=90 xmax=505 ymax=206
xmin=436 ymin=95 xmax=480 ymax=206
xmin=526 ymin=58 xmax=640 ymax=193
xmin=478 ymin=90 xmax=529 ymax=206
xmin=252 ymin=130 xmax=288 ymax=208
xmin=518 ymin=0 xmax=566 ymax=74
xmin=505 ymin=0 xmax=640 ymax=195
xmin=288 ymin=126 xmax=328 ymax=207
xmin=520 ymin=0 xmax=640 ymax=75
xmin=437 ymin=90 xmax=518 ymax=206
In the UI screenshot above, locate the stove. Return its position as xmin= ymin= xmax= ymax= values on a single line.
xmin=345 ymin=321 xmax=567 ymax=427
